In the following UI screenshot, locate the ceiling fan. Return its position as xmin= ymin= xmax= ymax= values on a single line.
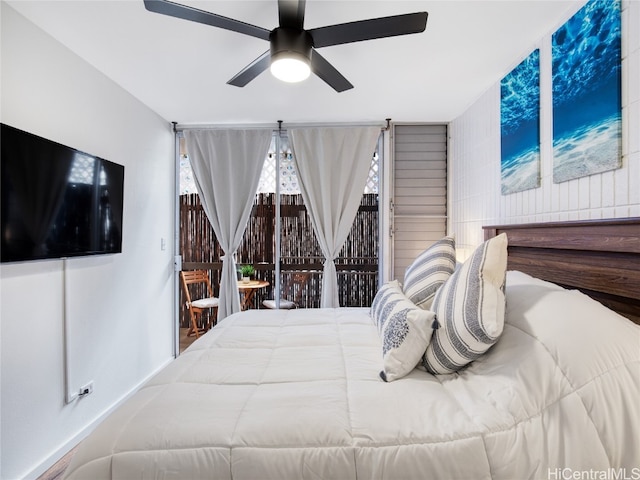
xmin=143 ymin=0 xmax=428 ymax=92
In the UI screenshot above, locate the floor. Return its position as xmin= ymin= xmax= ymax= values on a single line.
xmin=38 ymin=328 xmax=199 ymax=480
xmin=179 ymin=326 xmax=199 ymax=352
xmin=36 ymin=446 xmax=77 ymax=480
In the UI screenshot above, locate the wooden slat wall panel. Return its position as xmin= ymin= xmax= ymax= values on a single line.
xmin=392 ymin=124 xmax=448 ymax=281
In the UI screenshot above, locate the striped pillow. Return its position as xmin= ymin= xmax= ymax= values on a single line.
xmin=403 ymin=236 xmax=456 ymax=309
xmin=423 ymin=233 xmax=508 ymax=374
xmin=371 ymin=281 xmax=436 ymax=382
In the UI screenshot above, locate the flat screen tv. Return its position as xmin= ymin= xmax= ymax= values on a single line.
xmin=1 ymin=123 xmax=124 ymax=263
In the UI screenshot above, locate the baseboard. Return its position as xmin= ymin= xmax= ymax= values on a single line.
xmin=24 ymin=356 xmax=174 ymax=480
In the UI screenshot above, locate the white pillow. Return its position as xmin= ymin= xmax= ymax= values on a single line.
xmin=403 ymin=236 xmax=456 ymax=310
xmin=371 ymin=281 xmax=436 ymax=382
xmin=423 ymin=233 xmax=508 ymax=374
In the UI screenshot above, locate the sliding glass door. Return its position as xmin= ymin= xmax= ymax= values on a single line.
xmin=176 ymin=129 xmax=382 ymax=335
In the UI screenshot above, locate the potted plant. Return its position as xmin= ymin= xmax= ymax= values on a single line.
xmin=239 ymin=265 xmax=255 ymax=284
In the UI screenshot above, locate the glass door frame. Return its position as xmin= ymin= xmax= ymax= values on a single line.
xmin=173 ymin=125 xmax=386 ymax=354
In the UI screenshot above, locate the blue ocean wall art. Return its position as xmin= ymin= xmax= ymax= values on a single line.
xmin=552 ymin=0 xmax=621 ymax=183
xmin=500 ymin=49 xmax=541 ymax=195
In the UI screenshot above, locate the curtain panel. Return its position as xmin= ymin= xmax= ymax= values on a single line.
xmin=290 ymin=127 xmax=381 ymax=307
xmin=184 ymin=129 xmax=272 ymax=320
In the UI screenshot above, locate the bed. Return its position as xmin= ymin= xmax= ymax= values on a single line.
xmin=64 ymin=219 xmax=640 ymax=480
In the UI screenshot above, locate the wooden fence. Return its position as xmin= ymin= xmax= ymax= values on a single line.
xmin=179 ymin=193 xmax=379 ymax=327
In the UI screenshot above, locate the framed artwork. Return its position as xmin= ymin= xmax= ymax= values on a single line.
xmin=500 ymin=49 xmax=540 ymax=195
xmin=552 ymin=0 xmax=621 ymax=183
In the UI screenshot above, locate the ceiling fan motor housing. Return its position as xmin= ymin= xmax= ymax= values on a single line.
xmin=270 ymin=27 xmax=313 ymax=65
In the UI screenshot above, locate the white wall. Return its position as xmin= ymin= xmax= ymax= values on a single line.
xmin=0 ymin=4 xmax=175 ymax=479
xmin=448 ymin=0 xmax=640 ymax=259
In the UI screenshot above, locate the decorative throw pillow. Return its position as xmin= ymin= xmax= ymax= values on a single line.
xmin=403 ymin=236 xmax=456 ymax=310
xmin=423 ymin=233 xmax=508 ymax=375
xmin=371 ymin=281 xmax=436 ymax=382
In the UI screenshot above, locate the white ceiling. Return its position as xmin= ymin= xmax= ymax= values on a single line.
xmin=7 ymin=0 xmax=585 ymax=125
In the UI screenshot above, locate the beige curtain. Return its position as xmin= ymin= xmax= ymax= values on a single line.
xmin=184 ymin=129 xmax=272 ymax=320
xmin=290 ymin=127 xmax=381 ymax=307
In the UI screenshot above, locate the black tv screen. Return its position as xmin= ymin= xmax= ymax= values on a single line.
xmin=1 ymin=123 xmax=124 ymax=263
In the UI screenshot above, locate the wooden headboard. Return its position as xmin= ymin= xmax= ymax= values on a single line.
xmin=483 ymin=218 xmax=640 ymax=325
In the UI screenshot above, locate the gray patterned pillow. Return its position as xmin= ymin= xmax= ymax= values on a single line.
xmin=423 ymin=233 xmax=508 ymax=374
xmin=371 ymin=281 xmax=436 ymax=382
xmin=403 ymin=236 xmax=456 ymax=310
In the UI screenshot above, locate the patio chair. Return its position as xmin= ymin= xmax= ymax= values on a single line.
xmin=180 ymin=270 xmax=219 ymax=338
xmin=263 ymin=272 xmax=310 ymax=309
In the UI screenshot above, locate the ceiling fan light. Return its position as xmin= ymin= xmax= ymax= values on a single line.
xmin=270 ymin=54 xmax=311 ymax=83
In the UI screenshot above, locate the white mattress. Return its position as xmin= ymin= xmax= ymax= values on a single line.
xmin=64 ymin=271 xmax=640 ymax=479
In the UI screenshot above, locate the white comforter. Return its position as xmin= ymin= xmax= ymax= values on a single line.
xmin=64 ymin=271 xmax=640 ymax=480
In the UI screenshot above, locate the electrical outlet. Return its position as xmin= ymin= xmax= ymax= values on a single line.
xmin=79 ymin=381 xmax=94 ymax=397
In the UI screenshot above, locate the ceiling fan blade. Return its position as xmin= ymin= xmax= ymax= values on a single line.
xmin=227 ymin=51 xmax=271 ymax=87
xmin=310 ymin=50 xmax=353 ymax=93
xmin=278 ymin=0 xmax=306 ymax=29
xmin=309 ymin=12 xmax=428 ymax=48
xmin=143 ymin=0 xmax=270 ymax=41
